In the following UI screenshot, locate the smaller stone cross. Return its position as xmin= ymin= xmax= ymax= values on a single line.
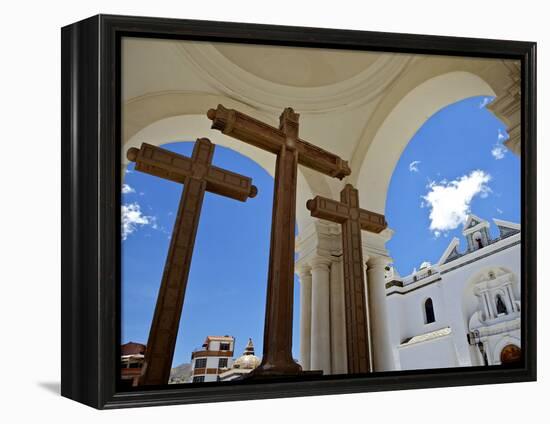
xmin=306 ymin=184 xmax=387 ymax=374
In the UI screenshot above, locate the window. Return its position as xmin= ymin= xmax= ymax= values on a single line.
xmin=192 ymin=376 xmax=205 ymax=383
xmin=219 ymin=342 xmax=230 ymax=351
xmin=424 ymin=298 xmax=435 ymax=324
xmin=496 ymin=295 xmax=508 ymax=315
xmin=194 ymin=358 xmax=207 ymax=369
xmin=218 ymin=358 xmax=228 ymax=368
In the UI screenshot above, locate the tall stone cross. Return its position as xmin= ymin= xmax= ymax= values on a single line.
xmin=207 ymin=104 xmax=351 ymax=376
xmin=126 ymin=138 xmax=257 ymax=385
xmin=306 ymin=184 xmax=387 ymax=374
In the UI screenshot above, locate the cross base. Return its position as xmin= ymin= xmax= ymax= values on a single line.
xmin=240 ymin=369 xmax=323 ymax=382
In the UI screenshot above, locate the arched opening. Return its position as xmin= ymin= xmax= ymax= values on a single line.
xmin=473 ymin=231 xmax=484 ymax=250
xmin=496 ymin=294 xmax=508 ymax=315
xmin=355 ymin=71 xmax=496 ymax=215
xmin=424 ymin=298 xmax=436 ymax=324
xmin=384 ymin=95 xmax=516 ymax=276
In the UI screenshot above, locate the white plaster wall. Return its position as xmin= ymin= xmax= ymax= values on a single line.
xmin=398 ymin=336 xmax=459 ymax=370
xmin=390 ymin=281 xmax=450 ymax=344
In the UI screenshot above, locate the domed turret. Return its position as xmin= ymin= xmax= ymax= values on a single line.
xmin=233 ymin=338 xmax=261 ymax=370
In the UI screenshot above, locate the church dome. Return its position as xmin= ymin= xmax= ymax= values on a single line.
xmin=233 ymin=338 xmax=261 ymax=370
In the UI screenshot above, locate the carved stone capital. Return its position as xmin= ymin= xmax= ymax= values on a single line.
xmin=367 ymin=255 xmax=391 ymax=270
xmin=296 ymin=265 xmax=312 ymax=280
xmin=310 ymin=256 xmax=332 ymax=271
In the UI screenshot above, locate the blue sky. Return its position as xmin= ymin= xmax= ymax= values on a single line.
xmin=122 ymin=142 xmax=301 ymax=366
xmin=121 ymin=95 xmax=520 ymax=366
xmin=385 ymin=96 xmax=520 ymax=276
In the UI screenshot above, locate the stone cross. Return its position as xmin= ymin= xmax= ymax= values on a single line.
xmin=306 ymin=184 xmax=387 ymax=374
xmin=207 ymin=105 xmax=351 ymax=376
xmin=126 ymin=138 xmax=257 ymax=385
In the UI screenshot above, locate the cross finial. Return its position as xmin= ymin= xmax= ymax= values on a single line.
xmin=279 ymin=107 xmax=299 ymax=140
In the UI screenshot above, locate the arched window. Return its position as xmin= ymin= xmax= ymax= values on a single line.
xmin=424 ymin=298 xmax=435 ymax=324
xmin=496 ymin=295 xmax=508 ymax=315
xmin=473 ymin=232 xmax=483 ymax=250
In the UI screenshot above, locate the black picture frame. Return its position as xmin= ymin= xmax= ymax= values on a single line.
xmin=61 ymin=14 xmax=537 ymax=409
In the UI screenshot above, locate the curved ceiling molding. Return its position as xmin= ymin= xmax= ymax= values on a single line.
xmin=354 ymin=71 xmax=495 ymax=214
xmin=175 ymin=42 xmax=412 ymax=113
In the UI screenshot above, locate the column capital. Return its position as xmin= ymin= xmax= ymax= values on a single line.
xmin=310 ymin=256 xmax=332 ymax=271
xmin=296 ymin=265 xmax=312 ymax=279
xmin=367 ymin=255 xmax=391 ymax=269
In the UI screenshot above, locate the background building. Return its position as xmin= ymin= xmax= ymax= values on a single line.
xmin=189 ymin=336 xmax=235 ymax=383
xmin=219 ymin=338 xmax=261 ymax=381
xmin=120 ymin=342 xmax=146 ymax=388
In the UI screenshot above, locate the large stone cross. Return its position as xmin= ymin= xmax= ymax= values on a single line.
xmin=126 ymin=138 xmax=257 ymax=385
xmin=306 ymin=184 xmax=387 ymax=374
xmin=207 ymin=105 xmax=350 ymax=376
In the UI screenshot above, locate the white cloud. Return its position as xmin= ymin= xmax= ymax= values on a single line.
xmin=491 ymin=129 xmax=509 ymax=160
xmin=122 ymin=184 xmax=135 ymax=194
xmin=409 ymin=160 xmax=421 ymax=173
xmin=497 ymin=208 xmax=503 ymax=214
xmin=422 ymin=170 xmax=492 ymax=236
xmin=121 ymin=202 xmax=156 ymax=240
xmin=479 ymin=97 xmax=493 ymax=108
xmin=491 ymin=144 xmax=506 ymax=160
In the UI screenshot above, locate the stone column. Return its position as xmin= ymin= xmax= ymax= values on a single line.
xmin=484 ymin=291 xmax=495 ymax=319
xmin=298 ymin=266 xmax=312 ymax=370
xmin=505 ymin=284 xmax=517 ymax=312
xmin=330 ymin=257 xmax=347 ymax=374
xmin=366 ymin=255 xmax=394 ymax=371
xmin=310 ymin=257 xmax=332 ymax=374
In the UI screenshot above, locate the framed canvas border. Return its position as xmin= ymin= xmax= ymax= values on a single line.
xmin=61 ymin=14 xmax=537 ymax=409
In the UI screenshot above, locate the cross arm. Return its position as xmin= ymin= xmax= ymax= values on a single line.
xmin=208 ymin=104 xmax=284 ymax=155
xmin=127 ymin=143 xmax=193 ymax=184
xmin=306 ymin=195 xmax=349 ymax=224
xmin=358 ymin=209 xmax=387 ymax=233
xmin=206 ymin=165 xmax=258 ymax=201
xmin=207 ymin=104 xmax=351 ymax=179
xmin=127 ymin=143 xmax=257 ymax=201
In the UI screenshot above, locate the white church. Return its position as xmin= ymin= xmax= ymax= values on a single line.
xmin=384 ymin=214 xmax=521 ymax=370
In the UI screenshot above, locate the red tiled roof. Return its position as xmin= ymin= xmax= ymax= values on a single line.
xmin=121 ymin=342 xmax=146 ymax=355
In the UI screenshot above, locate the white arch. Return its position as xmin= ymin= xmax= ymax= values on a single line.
xmin=355 ymin=71 xmax=496 ymax=214
xmin=124 ymin=114 xmax=316 ymax=232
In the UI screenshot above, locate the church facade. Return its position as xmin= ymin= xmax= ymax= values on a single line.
xmin=384 ymin=214 xmax=521 ymax=370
